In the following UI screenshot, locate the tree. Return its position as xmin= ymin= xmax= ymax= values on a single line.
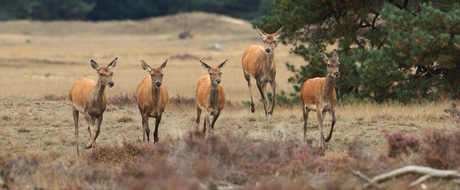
xmin=254 ymin=0 xmax=460 ymax=103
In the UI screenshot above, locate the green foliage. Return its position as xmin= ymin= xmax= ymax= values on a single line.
xmin=255 ymin=0 xmax=460 ymax=104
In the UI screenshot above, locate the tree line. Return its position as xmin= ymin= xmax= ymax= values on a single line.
xmin=0 ymin=0 xmax=273 ymax=21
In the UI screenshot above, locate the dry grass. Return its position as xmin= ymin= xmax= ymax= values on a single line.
xmin=0 ymin=12 xmax=459 ymax=189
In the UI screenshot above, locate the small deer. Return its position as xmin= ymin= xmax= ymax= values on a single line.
xmin=242 ymin=26 xmax=284 ymax=116
xmin=301 ymin=49 xmax=340 ymax=147
xmin=136 ymin=59 xmax=169 ymax=144
xmin=195 ymin=60 xmax=227 ymax=134
xmin=69 ymin=57 xmax=117 ymax=156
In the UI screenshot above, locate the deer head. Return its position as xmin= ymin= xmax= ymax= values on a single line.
xmin=320 ymin=49 xmax=340 ymax=79
xmin=255 ymin=26 xmax=284 ymax=54
xmin=141 ymin=59 xmax=167 ymax=88
xmin=200 ymin=59 xmax=227 ymax=85
xmin=91 ymin=57 xmax=117 ymax=87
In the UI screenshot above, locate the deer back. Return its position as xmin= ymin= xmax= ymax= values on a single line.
xmin=136 ymin=75 xmax=169 ymax=113
xmin=301 ymin=77 xmax=337 ymax=107
xmin=241 ymin=45 xmax=276 ymax=77
xmin=196 ymin=75 xmax=225 ymax=110
xmin=70 ymin=77 xmax=107 ymax=112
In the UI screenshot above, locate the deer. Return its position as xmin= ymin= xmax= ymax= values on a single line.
xmin=195 ymin=60 xmax=227 ymax=134
xmin=136 ymin=59 xmax=169 ymax=144
xmin=242 ymin=25 xmax=284 ymax=117
xmin=301 ymin=49 xmax=340 ymax=147
xmin=69 ymin=57 xmax=117 ymax=156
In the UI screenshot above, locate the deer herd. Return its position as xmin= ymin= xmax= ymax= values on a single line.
xmin=69 ymin=26 xmax=341 ymax=156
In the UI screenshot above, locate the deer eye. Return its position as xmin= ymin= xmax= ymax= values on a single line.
xmin=274 ymin=41 xmax=277 ymax=43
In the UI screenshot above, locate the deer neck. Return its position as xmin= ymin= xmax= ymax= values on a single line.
xmin=150 ymin=85 xmax=162 ymax=107
xmin=322 ymin=74 xmax=336 ymax=101
xmin=263 ymin=53 xmax=274 ymax=72
xmin=209 ymin=83 xmax=219 ymax=109
xmin=90 ymin=78 xmax=107 ymax=107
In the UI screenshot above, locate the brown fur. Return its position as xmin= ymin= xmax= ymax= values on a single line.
xmin=136 ymin=60 xmax=169 ymax=144
xmin=242 ymin=26 xmax=283 ymax=116
xmin=69 ymin=57 xmax=117 ymax=156
xmin=301 ymin=50 xmax=340 ymax=147
xmin=195 ymin=60 xmax=227 ymax=134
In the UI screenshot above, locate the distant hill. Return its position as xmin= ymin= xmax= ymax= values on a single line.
xmin=0 ymin=12 xmax=253 ymax=36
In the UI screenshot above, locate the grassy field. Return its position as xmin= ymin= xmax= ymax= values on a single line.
xmin=0 ymin=12 xmax=459 ymax=189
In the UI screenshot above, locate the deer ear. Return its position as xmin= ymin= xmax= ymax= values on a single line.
xmin=141 ymin=60 xmax=151 ymax=72
xmin=274 ymin=26 xmax=284 ymax=38
xmin=91 ymin=60 xmax=99 ymax=71
xmin=255 ymin=26 xmax=267 ymax=38
xmin=332 ymin=49 xmax=339 ymax=61
xmin=160 ymin=59 xmax=168 ymax=70
xmin=319 ymin=50 xmax=329 ymax=63
xmin=199 ymin=60 xmax=210 ymax=71
xmin=108 ymin=57 xmax=117 ymax=69
xmin=218 ymin=59 xmax=228 ymax=70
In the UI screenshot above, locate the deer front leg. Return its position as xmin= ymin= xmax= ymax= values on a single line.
xmin=302 ymin=103 xmax=309 ymax=143
xmin=316 ymin=109 xmax=325 ymax=147
xmin=153 ymin=114 xmax=162 ymax=144
xmin=72 ymin=107 xmax=80 ymax=156
xmin=244 ymin=73 xmax=255 ymax=113
xmin=90 ymin=115 xmax=103 ymax=149
xmin=202 ymin=110 xmax=207 ymax=134
xmin=268 ymin=80 xmax=276 ymax=115
xmin=256 ymin=81 xmax=269 ymax=116
xmin=210 ymin=111 xmax=221 ymax=130
xmin=325 ymin=108 xmax=336 ymax=142
xmin=142 ymin=114 xmax=150 ymax=142
xmin=84 ymin=113 xmax=96 ymax=149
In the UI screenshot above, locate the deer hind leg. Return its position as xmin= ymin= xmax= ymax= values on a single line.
xmin=301 ymin=103 xmax=309 ymax=143
xmin=195 ymin=105 xmax=202 ymax=129
xmin=142 ymin=114 xmax=150 ymax=142
xmin=72 ymin=107 xmax=80 ymax=156
xmin=244 ymin=73 xmax=255 ymax=113
xmin=256 ymin=81 xmax=269 ymax=116
xmin=325 ymin=108 xmax=336 ymax=142
xmin=316 ymin=109 xmax=326 ymax=147
xmin=268 ymin=80 xmax=276 ymax=115
xmin=153 ymin=114 xmax=162 ymax=144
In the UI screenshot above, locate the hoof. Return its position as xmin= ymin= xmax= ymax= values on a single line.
xmin=85 ymin=143 xmax=92 ymax=149
xmin=251 ymin=108 xmax=255 ymax=113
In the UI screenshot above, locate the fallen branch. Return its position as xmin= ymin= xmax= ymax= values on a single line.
xmin=355 ymin=165 xmax=460 ymax=188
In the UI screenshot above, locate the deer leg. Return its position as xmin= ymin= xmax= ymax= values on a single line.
xmin=72 ymin=107 xmax=80 ymax=156
xmin=195 ymin=105 xmax=202 ymax=129
xmin=210 ymin=111 xmax=220 ymax=130
xmin=316 ymin=109 xmax=325 ymax=147
xmin=84 ymin=113 xmax=96 ymax=149
xmin=91 ymin=115 xmax=103 ymax=149
xmin=153 ymin=115 xmax=161 ymax=144
xmin=325 ymin=108 xmax=336 ymax=142
xmin=205 ymin=110 xmax=212 ymax=136
xmin=202 ymin=110 xmax=207 ymax=134
xmin=244 ymin=73 xmax=255 ymax=113
xmin=268 ymin=80 xmax=276 ymax=115
xmin=256 ymin=81 xmax=269 ymax=116
xmin=142 ymin=114 xmax=150 ymax=142
xmin=302 ymin=103 xmax=309 ymax=143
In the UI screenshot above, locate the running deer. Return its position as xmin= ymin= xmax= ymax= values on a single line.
xmin=136 ymin=60 xmax=169 ymax=144
xmin=242 ymin=26 xmax=284 ymax=116
xmin=69 ymin=57 xmax=117 ymax=156
xmin=301 ymin=49 xmax=340 ymax=147
xmin=195 ymin=60 xmax=227 ymax=134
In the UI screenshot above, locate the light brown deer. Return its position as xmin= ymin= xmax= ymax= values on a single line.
xmin=136 ymin=59 xmax=169 ymax=144
xmin=195 ymin=60 xmax=227 ymax=134
xmin=301 ymin=49 xmax=340 ymax=147
xmin=69 ymin=57 xmax=117 ymax=156
xmin=242 ymin=26 xmax=284 ymax=116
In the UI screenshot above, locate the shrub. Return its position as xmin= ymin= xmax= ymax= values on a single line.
xmin=108 ymin=92 xmax=137 ymax=107
xmin=418 ymin=129 xmax=460 ymax=169
xmin=43 ymin=94 xmax=68 ymax=101
xmin=383 ymin=131 xmax=420 ymax=158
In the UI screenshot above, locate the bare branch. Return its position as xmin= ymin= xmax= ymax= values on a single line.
xmin=372 ymin=165 xmax=460 ymax=183
xmin=409 ymin=174 xmax=431 ymax=187
xmin=352 ymin=170 xmax=380 ymax=189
